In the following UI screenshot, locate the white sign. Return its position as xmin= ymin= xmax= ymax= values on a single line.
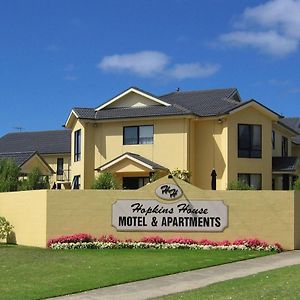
xmin=112 ymin=200 xmax=228 ymax=232
xmin=155 ymin=184 xmax=182 ymax=200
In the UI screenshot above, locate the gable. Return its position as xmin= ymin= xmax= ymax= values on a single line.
xmin=96 ymin=87 xmax=171 ymax=111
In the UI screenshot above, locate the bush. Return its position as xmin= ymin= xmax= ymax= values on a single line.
xmin=0 ymin=216 xmax=14 ymax=240
xmin=19 ymin=167 xmax=49 ymax=190
xmin=91 ymin=172 xmax=119 ymax=189
xmin=171 ymin=169 xmax=191 ymax=182
xmin=293 ymin=177 xmax=300 ymax=190
xmin=0 ymin=159 xmax=20 ymax=192
xmin=227 ymin=180 xmax=254 ymax=190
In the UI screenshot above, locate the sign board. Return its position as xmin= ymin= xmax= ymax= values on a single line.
xmin=112 ymin=200 xmax=228 ymax=232
xmin=155 ymin=184 xmax=182 ymax=200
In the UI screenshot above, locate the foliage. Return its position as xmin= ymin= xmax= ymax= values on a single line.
xmin=293 ymin=176 xmax=300 ymax=190
xmin=47 ymin=233 xmax=94 ymax=247
xmin=0 ymin=216 xmax=14 ymax=240
xmin=47 ymin=234 xmax=282 ymax=252
xmin=91 ymin=172 xmax=119 ymax=189
xmin=171 ymin=169 xmax=191 ymax=182
xmin=227 ymin=180 xmax=254 ymax=190
xmin=0 ymin=159 xmax=20 ymax=192
xmin=19 ymin=167 xmax=49 ymax=190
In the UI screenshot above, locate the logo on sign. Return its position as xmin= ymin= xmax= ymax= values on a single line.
xmin=155 ymin=184 xmax=182 ymax=200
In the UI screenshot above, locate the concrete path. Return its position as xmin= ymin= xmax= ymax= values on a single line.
xmin=52 ymin=250 xmax=300 ymax=300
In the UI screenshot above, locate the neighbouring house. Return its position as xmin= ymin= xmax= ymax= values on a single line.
xmin=0 ymin=130 xmax=71 ymax=189
xmin=64 ymin=86 xmax=299 ymax=190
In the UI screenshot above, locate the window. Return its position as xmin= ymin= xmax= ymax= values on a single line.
xmin=57 ymin=158 xmax=64 ymax=176
xmin=272 ymin=130 xmax=275 ymax=150
xmin=74 ymin=129 xmax=81 ymax=161
xmin=238 ymin=124 xmax=262 ymax=158
xmin=123 ymin=177 xmax=150 ymax=189
xmin=282 ymin=136 xmax=288 ymax=157
xmin=238 ymin=173 xmax=262 ymax=190
xmin=123 ymin=125 xmax=153 ymax=145
xmin=72 ymin=175 xmax=80 ymax=189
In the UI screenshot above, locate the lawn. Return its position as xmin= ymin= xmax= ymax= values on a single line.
xmin=0 ymin=244 xmax=272 ymax=300
xmin=160 ymin=264 xmax=300 ymax=300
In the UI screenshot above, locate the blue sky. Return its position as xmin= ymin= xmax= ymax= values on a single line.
xmin=0 ymin=0 xmax=299 ymax=136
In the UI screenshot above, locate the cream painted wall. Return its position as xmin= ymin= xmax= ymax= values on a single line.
xmin=106 ymin=92 xmax=161 ymax=109
xmin=227 ymin=107 xmax=273 ymax=190
xmin=193 ymin=119 xmax=228 ymax=190
xmin=1 ymin=177 xmax=300 ymax=249
xmin=272 ymin=125 xmax=293 ymax=157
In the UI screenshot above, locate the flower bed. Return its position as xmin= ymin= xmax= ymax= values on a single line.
xmin=48 ymin=234 xmax=283 ymax=252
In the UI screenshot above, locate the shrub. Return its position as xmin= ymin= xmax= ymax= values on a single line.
xmin=227 ymin=180 xmax=254 ymax=190
xmin=293 ymin=177 xmax=300 ymax=190
xmin=91 ymin=172 xmax=119 ymax=189
xmin=0 ymin=159 xmax=20 ymax=192
xmin=171 ymin=169 xmax=191 ymax=182
xmin=0 ymin=216 xmax=14 ymax=240
xmin=19 ymin=167 xmax=49 ymax=190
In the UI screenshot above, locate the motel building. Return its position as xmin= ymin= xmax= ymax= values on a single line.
xmin=1 ymin=87 xmax=300 ymax=250
xmin=0 ymin=87 xmax=299 ymax=191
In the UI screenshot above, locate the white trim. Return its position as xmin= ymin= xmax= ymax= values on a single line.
xmin=100 ymin=153 xmax=154 ymax=171
xmin=65 ymin=110 xmax=79 ymax=128
xmin=229 ymin=101 xmax=279 ymax=120
xmin=95 ymin=88 xmax=171 ymax=111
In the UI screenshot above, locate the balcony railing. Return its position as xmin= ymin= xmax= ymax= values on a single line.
xmin=56 ymin=169 xmax=70 ymax=182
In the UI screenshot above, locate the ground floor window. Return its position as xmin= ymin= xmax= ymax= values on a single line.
xmin=238 ymin=173 xmax=262 ymax=190
xmin=123 ymin=177 xmax=150 ymax=189
xmin=72 ymin=175 xmax=81 ymax=189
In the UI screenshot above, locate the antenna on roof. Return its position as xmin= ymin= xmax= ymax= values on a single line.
xmin=13 ymin=126 xmax=24 ymax=132
xmin=176 ymin=87 xmax=180 ymax=92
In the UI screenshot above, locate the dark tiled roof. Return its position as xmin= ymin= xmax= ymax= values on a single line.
xmin=280 ymin=117 xmax=300 ymax=145
xmin=159 ymin=88 xmax=240 ymax=117
xmin=0 ymin=151 xmax=36 ymax=167
xmin=73 ymin=88 xmax=241 ymax=121
xmin=0 ymin=130 xmax=71 ymax=154
xmin=272 ymin=156 xmax=299 ymax=173
xmin=97 ymin=152 xmax=168 ymax=171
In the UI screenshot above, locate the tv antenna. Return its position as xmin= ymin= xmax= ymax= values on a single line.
xmin=13 ymin=127 xmax=24 ymax=132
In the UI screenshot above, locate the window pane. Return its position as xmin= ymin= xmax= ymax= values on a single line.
xmin=139 ymin=126 xmax=153 ymax=144
xmin=124 ymin=127 xmax=138 ymax=145
xmin=239 ymin=125 xmax=250 ymax=149
xmin=250 ymin=174 xmax=262 ymax=190
xmin=252 ymin=125 xmax=261 ymax=150
xmin=74 ymin=130 xmax=81 ymax=161
xmin=238 ymin=174 xmax=249 ymax=185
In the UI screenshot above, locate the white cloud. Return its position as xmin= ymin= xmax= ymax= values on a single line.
xmin=219 ymin=30 xmax=298 ymax=56
xmin=168 ymin=63 xmax=220 ymax=79
xmin=98 ymin=51 xmax=220 ymax=80
xmin=218 ymin=0 xmax=300 ymax=56
xmin=98 ymin=51 xmax=169 ymax=77
xmin=63 ymin=75 xmax=77 ymax=81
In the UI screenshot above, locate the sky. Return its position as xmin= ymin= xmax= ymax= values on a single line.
xmin=0 ymin=0 xmax=299 ymax=136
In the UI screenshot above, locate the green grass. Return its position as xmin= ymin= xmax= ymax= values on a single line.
xmin=0 ymin=244 xmax=272 ymax=300
xmin=160 ymin=264 xmax=300 ymax=300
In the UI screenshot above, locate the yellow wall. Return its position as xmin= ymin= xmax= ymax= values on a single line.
xmin=227 ymin=107 xmax=273 ymax=190
xmin=272 ymin=124 xmax=293 ymax=157
xmin=0 ymin=190 xmax=47 ymax=247
xmin=1 ymin=177 xmax=300 ymax=250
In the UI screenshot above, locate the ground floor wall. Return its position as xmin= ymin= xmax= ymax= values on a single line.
xmin=0 ymin=178 xmax=299 ymax=250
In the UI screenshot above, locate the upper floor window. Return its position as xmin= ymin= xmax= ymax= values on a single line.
xmin=57 ymin=158 xmax=64 ymax=175
xmin=272 ymin=130 xmax=275 ymax=150
xmin=238 ymin=124 xmax=262 ymax=158
xmin=282 ymin=136 xmax=288 ymax=157
xmin=123 ymin=125 xmax=153 ymax=145
xmin=74 ymin=129 xmax=81 ymax=161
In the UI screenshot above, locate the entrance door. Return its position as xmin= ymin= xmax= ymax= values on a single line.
xmin=282 ymin=175 xmax=290 ymax=190
xmin=123 ymin=177 xmax=150 ymax=189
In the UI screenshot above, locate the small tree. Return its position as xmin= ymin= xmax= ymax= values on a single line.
xmin=0 ymin=216 xmax=13 ymax=240
xmin=293 ymin=177 xmax=300 ymax=190
xmin=0 ymin=159 xmax=20 ymax=192
xmin=91 ymin=172 xmax=119 ymax=189
xmin=20 ymin=167 xmax=49 ymax=190
xmin=227 ymin=180 xmax=254 ymax=190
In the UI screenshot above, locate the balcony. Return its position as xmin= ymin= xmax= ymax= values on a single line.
xmin=56 ymin=169 xmax=70 ymax=182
